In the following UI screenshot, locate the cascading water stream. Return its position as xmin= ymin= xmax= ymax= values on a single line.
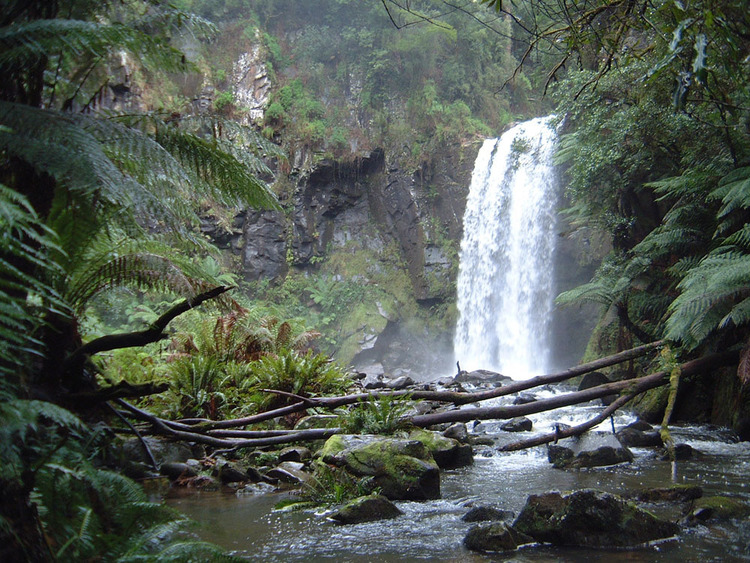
xmin=454 ymin=116 xmax=559 ymax=378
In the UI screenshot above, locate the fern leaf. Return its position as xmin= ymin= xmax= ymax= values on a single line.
xmin=0 ymin=19 xmax=190 ymax=74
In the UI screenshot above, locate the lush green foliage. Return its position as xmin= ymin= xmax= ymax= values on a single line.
xmin=0 ymin=1 xmax=277 ymax=559
xmin=550 ymin=0 xmax=750 ymax=354
xmin=339 ymin=394 xmax=414 ymax=435
xmin=0 ymin=399 xmax=239 ymax=561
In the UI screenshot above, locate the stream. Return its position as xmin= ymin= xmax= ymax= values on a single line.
xmin=168 ymin=391 xmax=750 ymax=562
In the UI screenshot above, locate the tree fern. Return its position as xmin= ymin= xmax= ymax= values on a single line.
xmin=0 ymin=18 xmax=191 ymax=77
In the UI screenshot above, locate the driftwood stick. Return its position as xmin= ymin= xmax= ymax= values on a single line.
xmin=65 ymin=285 xmax=232 ymax=368
xmin=498 ymin=392 xmax=637 ymax=451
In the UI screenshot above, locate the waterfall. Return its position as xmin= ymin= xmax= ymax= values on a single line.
xmin=454 ymin=116 xmax=559 ymax=378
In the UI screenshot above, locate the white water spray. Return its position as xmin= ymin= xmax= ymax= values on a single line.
xmin=454 ymin=116 xmax=559 ymax=378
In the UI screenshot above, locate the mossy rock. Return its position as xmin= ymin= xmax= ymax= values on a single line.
xmin=687 ymin=495 xmax=750 ymax=523
xmin=513 ymin=490 xmax=680 ymax=548
xmin=329 ymin=494 xmax=403 ymax=524
xmin=317 ymin=434 xmax=440 ymax=500
xmin=409 ymin=429 xmax=473 ymax=469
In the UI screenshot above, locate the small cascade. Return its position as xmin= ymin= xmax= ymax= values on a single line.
xmin=454 ymin=116 xmax=559 ymax=378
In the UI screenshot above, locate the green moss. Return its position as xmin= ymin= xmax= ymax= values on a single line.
xmin=693 ymin=496 xmax=750 ymax=519
xmin=409 ymin=429 xmax=455 ymax=453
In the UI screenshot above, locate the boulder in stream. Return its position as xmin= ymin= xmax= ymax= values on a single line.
xmin=501 ymin=417 xmax=533 ymax=432
xmin=443 ymin=422 xmax=469 ymax=443
xmin=455 ymin=369 xmax=512 ymax=387
xmin=513 ymin=489 xmax=680 ymax=548
xmin=616 ymin=422 xmax=663 ymax=447
xmin=463 ymin=522 xmax=533 ymax=553
xmin=684 ymin=495 xmax=750 ymax=524
xmin=547 ymin=431 xmax=633 ymax=469
xmin=317 ymin=434 xmax=440 ymax=500
xmin=264 ymin=461 xmax=311 ymax=485
xmin=409 ymin=429 xmax=473 ymax=469
xmin=461 ymin=505 xmax=514 ymax=522
xmin=634 ymin=485 xmax=703 ymax=503
xmin=329 ymin=494 xmax=403 ymax=524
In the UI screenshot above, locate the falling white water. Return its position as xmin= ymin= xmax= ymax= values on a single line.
xmin=454 ymin=116 xmax=559 ymax=379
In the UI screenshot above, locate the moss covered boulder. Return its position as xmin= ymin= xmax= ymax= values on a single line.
xmin=329 ymin=494 xmax=403 ymax=524
xmin=513 ymin=490 xmax=680 ymax=548
xmin=317 ymin=434 xmax=440 ymax=500
xmin=409 ymin=429 xmax=473 ymax=469
xmin=685 ymin=495 xmax=750 ymax=524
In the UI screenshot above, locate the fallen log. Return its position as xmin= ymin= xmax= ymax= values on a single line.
xmin=192 ymin=340 xmax=663 ymax=431
xmin=498 ymin=392 xmax=637 ymax=451
xmin=409 ymin=349 xmax=738 ymax=428
xmin=113 ymin=346 xmax=735 ymax=453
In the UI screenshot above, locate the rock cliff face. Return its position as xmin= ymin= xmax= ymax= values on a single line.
xmin=229 ymin=144 xmax=474 ymax=376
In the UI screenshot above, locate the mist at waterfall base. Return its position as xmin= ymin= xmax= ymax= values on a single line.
xmin=454 ymin=117 xmax=559 ymax=380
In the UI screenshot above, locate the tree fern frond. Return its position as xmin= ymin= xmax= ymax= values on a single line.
xmin=711 ymin=166 xmax=750 ymax=218
xmin=132 ymin=6 xmax=217 ymax=41
xmin=154 ymin=124 xmax=279 ymax=210
xmin=66 ymin=253 xmax=202 ymax=313
xmin=719 ymin=296 xmax=750 ymax=330
xmin=0 ymin=102 xmax=136 ymax=199
xmin=0 ymin=19 xmax=190 ymax=74
xmin=723 ymin=224 xmax=750 ymax=250
xmin=556 ymin=279 xmax=616 ymax=308
xmin=0 ymin=185 xmax=67 ymax=379
xmin=666 ymin=251 xmax=750 ymax=348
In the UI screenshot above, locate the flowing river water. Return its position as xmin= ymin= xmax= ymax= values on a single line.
xmin=169 ymin=396 xmax=750 ymax=561
xmin=169 ymin=119 xmax=750 ymax=560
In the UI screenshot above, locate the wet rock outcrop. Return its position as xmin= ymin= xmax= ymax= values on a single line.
xmin=547 ymin=431 xmax=634 ymax=469
xmin=329 ymin=494 xmax=403 ymax=524
xmin=317 ymin=434 xmax=441 ymax=501
xmin=513 ymin=490 xmax=680 ymax=548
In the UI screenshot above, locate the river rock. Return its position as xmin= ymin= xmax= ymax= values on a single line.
xmin=317 ymin=434 xmax=440 ymax=500
xmin=578 ymin=372 xmax=610 ymax=390
xmin=386 ymin=375 xmax=414 ymax=389
xmin=463 ymin=522 xmax=533 ymax=552
xmin=443 ymin=422 xmax=469 ymax=443
xmin=409 ymin=429 xmax=473 ymax=469
xmin=501 ymin=417 xmax=533 ymax=432
xmin=278 ymin=446 xmax=312 ymax=463
xmin=547 ymin=432 xmax=634 ymax=469
xmin=616 ymin=422 xmax=663 ymax=447
xmin=684 ymin=495 xmax=750 ymax=524
xmin=461 ymin=506 xmax=514 ymax=522
xmin=513 ymin=393 xmax=537 ymax=405
xmin=513 ymin=490 xmax=680 ymax=547
xmin=578 ymin=372 xmax=616 ymax=405
xmin=160 ymin=461 xmax=197 ymax=481
xmin=329 ymin=494 xmax=403 ymax=524
xmin=218 ymin=461 xmax=249 ymax=484
xmin=455 ymin=369 xmax=512 ymax=386
xmin=264 ymin=461 xmax=311 ymax=485
xmin=635 ymin=485 xmax=703 ymax=503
